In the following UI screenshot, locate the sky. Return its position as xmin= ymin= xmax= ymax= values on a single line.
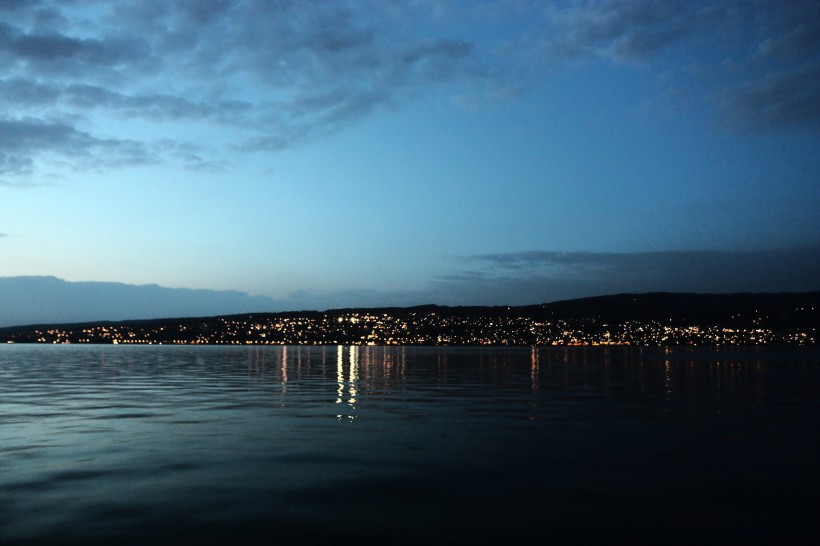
xmin=1 ymin=0 xmax=819 ymax=316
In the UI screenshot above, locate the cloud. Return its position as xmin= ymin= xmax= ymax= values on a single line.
xmin=0 ymin=117 xmax=155 ymax=175
xmin=537 ymin=0 xmax=692 ymax=61
xmin=266 ymin=245 xmax=820 ymax=309
xmin=0 ymin=78 xmax=60 ymax=106
xmin=0 ymin=1 xmax=490 ymax=183
xmin=0 ymin=21 xmax=148 ymax=71
xmin=0 ymin=78 xmax=255 ymax=129
xmin=0 ymin=0 xmax=42 ymax=11
xmin=0 ymin=151 xmax=33 ymax=177
xmin=532 ymin=0 xmax=820 ymax=131
xmin=444 ymin=245 xmax=820 ymax=304
xmin=1 ymin=0 xmax=818 ymax=185
xmin=723 ymin=61 xmax=820 ymax=131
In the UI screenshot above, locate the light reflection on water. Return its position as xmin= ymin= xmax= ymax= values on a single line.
xmin=1 ymin=345 xmax=819 ymax=545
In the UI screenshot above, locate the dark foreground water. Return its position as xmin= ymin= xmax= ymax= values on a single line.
xmin=1 ymin=345 xmax=819 ymax=545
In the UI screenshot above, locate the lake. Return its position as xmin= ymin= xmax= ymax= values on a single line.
xmin=1 ymin=345 xmax=818 ymax=545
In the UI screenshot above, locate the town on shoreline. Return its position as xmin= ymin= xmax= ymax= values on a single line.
xmin=2 ymin=292 xmax=816 ymax=346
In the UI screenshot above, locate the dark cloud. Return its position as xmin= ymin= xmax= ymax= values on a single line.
xmin=304 ymin=25 xmax=374 ymax=53
xmin=63 ymin=84 xmax=223 ymax=121
xmin=402 ymin=39 xmax=474 ymax=66
xmin=0 ymin=78 xmax=60 ymax=105
xmin=446 ymin=245 xmax=820 ymax=304
xmin=0 ymin=0 xmax=42 ymax=10
xmin=0 ymin=21 xmax=147 ymax=69
xmin=10 ymin=31 xmax=83 ymax=60
xmin=538 ymin=0 xmax=692 ymax=61
xmin=0 ymin=118 xmax=155 ymax=175
xmin=0 ymin=152 xmax=33 ymax=177
xmin=162 ymin=140 xmax=231 ymax=172
xmin=0 ymin=78 xmax=253 ymax=124
xmin=724 ymin=61 xmax=820 ymax=131
xmin=613 ymin=25 xmax=689 ymax=61
xmin=536 ymin=0 xmax=820 ymax=131
xmin=266 ymin=245 xmax=820 ymax=309
xmin=175 ymin=0 xmax=235 ymax=25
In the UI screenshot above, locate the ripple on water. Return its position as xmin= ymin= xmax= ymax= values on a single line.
xmin=0 ymin=345 xmax=818 ymax=545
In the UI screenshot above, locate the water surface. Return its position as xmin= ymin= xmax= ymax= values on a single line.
xmin=1 ymin=345 xmax=818 ymax=544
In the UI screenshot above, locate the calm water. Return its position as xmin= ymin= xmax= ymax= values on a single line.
xmin=1 ymin=345 xmax=819 ymax=545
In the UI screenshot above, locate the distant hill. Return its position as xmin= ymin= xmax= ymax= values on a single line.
xmin=321 ymin=291 xmax=819 ymax=323
xmin=537 ymin=291 xmax=819 ymax=325
xmin=0 ymin=276 xmax=281 ymax=328
xmin=1 ymin=291 xmax=816 ymax=346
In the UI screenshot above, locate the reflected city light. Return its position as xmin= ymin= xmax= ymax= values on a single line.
xmin=202 ymin=345 xmax=785 ymax=425
xmin=531 ymin=346 xmax=539 ymax=392
xmin=336 ymin=345 xmax=357 ymax=420
xmin=281 ymin=346 xmax=288 ymax=384
xmin=336 ymin=345 xmax=344 ymax=406
xmin=349 ymin=345 xmax=358 ymax=407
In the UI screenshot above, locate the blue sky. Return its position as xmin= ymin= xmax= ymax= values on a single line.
xmin=1 ymin=0 xmax=819 ymax=315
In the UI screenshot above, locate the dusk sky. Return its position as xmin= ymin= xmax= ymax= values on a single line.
xmin=1 ymin=0 xmax=819 ymax=317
